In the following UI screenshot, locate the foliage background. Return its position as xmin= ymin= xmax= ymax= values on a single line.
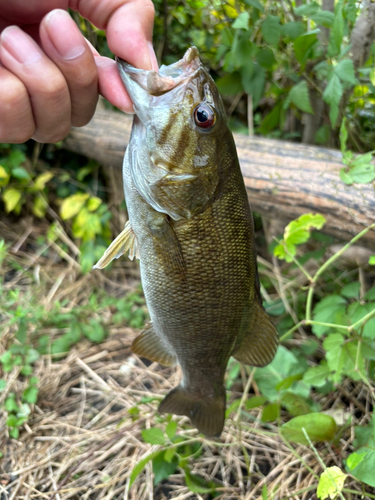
xmin=1 ymin=0 xmax=375 ymax=498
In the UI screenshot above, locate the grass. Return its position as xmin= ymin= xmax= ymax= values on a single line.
xmin=1 ymin=214 xmax=375 ymax=499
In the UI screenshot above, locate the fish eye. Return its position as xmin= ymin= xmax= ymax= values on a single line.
xmin=193 ymin=104 xmax=215 ymax=130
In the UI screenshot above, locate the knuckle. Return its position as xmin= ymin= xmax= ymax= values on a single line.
xmin=74 ymin=70 xmax=98 ymax=92
xmin=142 ymin=0 xmax=155 ymax=19
xmin=36 ymin=73 xmax=67 ymax=98
xmin=1 ymin=77 xmax=28 ymax=110
xmin=34 ymin=122 xmax=71 ymax=144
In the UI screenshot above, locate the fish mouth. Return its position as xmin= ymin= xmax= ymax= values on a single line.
xmin=116 ymin=46 xmax=201 ymax=97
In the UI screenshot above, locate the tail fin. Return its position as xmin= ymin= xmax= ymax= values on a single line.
xmin=158 ymin=385 xmax=226 ymax=437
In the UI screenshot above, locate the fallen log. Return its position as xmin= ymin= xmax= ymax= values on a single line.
xmin=62 ymin=109 xmax=375 ymax=249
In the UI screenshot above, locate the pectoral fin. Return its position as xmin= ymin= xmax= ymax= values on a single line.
xmin=93 ymin=221 xmax=139 ymax=269
xmin=132 ymin=322 xmax=177 ymax=367
xmin=233 ymin=301 xmax=279 ymax=367
xmin=148 ymin=214 xmax=186 ymax=277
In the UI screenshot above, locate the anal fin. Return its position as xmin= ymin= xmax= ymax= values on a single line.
xmin=233 ymin=300 xmax=279 ymax=367
xmin=131 ymin=322 xmax=177 ymax=367
xmin=93 ymin=220 xmax=139 ymax=269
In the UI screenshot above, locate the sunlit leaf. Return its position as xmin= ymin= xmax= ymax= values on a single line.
xmin=60 ymin=193 xmax=89 ymax=220
xmin=3 ymin=188 xmax=22 ymax=213
xmin=317 ymin=466 xmax=347 ymax=499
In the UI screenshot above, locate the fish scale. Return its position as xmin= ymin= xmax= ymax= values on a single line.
xmin=95 ymin=47 xmax=279 ymax=437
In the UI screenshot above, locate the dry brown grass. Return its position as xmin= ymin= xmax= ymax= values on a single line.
xmin=1 ymin=218 xmax=374 ymax=500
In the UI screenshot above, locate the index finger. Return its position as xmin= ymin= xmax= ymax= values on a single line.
xmin=71 ymin=0 xmax=156 ymax=70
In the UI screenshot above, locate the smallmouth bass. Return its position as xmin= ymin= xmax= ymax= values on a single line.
xmin=95 ymin=47 xmax=278 ymax=437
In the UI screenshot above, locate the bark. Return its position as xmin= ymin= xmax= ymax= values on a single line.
xmin=349 ymin=0 xmax=375 ymax=70
xmin=62 ymin=109 xmax=375 ymax=249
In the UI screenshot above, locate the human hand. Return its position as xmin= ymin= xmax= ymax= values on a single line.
xmin=0 ymin=0 xmax=156 ymax=143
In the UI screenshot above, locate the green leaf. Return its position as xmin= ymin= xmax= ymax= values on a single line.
xmin=129 ymin=450 xmax=161 ymax=486
xmin=241 ymin=63 xmax=265 ymax=108
xmin=9 ymin=428 xmax=19 ymax=439
xmin=184 ymin=468 xmax=216 ymax=494
xmin=142 ymin=427 xmax=166 ymax=445
xmin=329 ymin=103 xmax=339 ymax=128
xmin=3 ymin=188 xmax=22 ymax=213
xmin=152 ymin=451 xmax=178 ymax=485
xmin=245 ymin=395 xmax=268 ymax=409
xmin=282 ymin=22 xmax=305 ymax=40
xmin=345 ymin=448 xmax=375 ymax=487
xmin=280 ymin=413 xmax=337 ymax=445
xmin=328 ymin=2 xmax=344 ymax=56
xmin=60 ymin=193 xmax=89 ymax=220
xmin=254 ymin=346 xmax=306 ymax=401
xmin=261 ymin=402 xmax=280 ymax=422
xmin=294 ymin=32 xmax=317 ymax=64
xmin=22 ymin=386 xmax=38 ymax=404
xmin=281 ymin=392 xmax=312 ymax=417
xmin=346 ymin=452 xmax=366 ymax=470
xmin=216 ymin=72 xmax=243 ymax=95
xmin=81 ymin=322 xmax=106 ymax=343
xmin=324 ymin=334 xmax=366 ymax=383
xmin=243 ymin=0 xmax=263 ymax=11
xmin=256 ymin=48 xmax=276 ymax=69
xmin=348 ymin=163 xmax=375 ymax=184
xmin=303 ymin=363 xmax=331 ymax=387
xmin=165 ymin=420 xmax=177 ymax=440
xmin=310 ymin=11 xmax=335 ymax=27
xmin=163 ymin=447 xmax=176 ymax=463
xmin=6 ymin=414 xmax=18 ymax=427
xmin=341 ymin=282 xmax=360 ymax=299
xmin=312 ymin=295 xmax=347 ymax=337
xmin=261 ymin=16 xmax=282 ymax=45
xmin=339 ymin=168 xmax=353 ymax=184
xmin=347 ymin=302 xmax=375 ymax=339
xmin=294 ymin=2 xmax=320 ymax=16
xmin=0 ymin=379 xmax=6 ymax=391
xmin=317 ymin=466 xmax=347 ymax=499
xmin=334 ymin=59 xmax=357 ymax=86
xmin=369 ymin=256 xmax=375 ymax=266
xmin=323 ymin=74 xmax=343 ymax=107
xmin=275 ymin=213 xmax=326 ymax=262
xmin=289 ymin=81 xmax=313 ymax=114
xmin=339 ymin=119 xmax=348 ymax=153
xmin=9 ymin=150 xmax=26 ymax=168
xmin=11 ymin=166 xmax=30 ymax=180
xmin=5 ymin=396 xmax=19 ymax=413
xmin=232 ymin=12 xmax=249 ymax=30
xmin=26 ymin=348 xmax=40 ymax=364
xmin=231 ymin=32 xmax=253 ymax=67
xmin=260 ymin=102 xmax=283 ymax=134
xmin=221 ymin=28 xmax=234 ymax=47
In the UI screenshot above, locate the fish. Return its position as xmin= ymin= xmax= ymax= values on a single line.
xmin=94 ymin=47 xmax=279 ymax=437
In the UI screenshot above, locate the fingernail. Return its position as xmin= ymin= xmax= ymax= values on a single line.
xmin=45 ymin=9 xmax=85 ymax=60
xmin=95 ymin=56 xmax=116 ymax=68
xmin=1 ymin=26 xmax=42 ymax=65
xmin=148 ymin=43 xmax=159 ymax=72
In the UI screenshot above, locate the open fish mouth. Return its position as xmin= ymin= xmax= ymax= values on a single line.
xmin=116 ymin=46 xmax=201 ymax=97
